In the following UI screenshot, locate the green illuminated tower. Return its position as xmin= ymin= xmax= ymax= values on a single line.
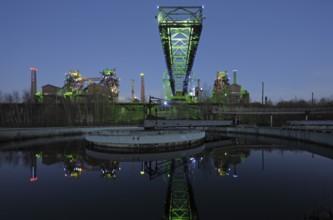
xmin=157 ymin=6 xmax=204 ymax=100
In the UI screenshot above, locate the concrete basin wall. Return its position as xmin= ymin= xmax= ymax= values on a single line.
xmin=0 ymin=127 xmax=142 ymax=142
xmin=86 ymin=130 xmax=206 ymax=145
xmin=224 ymin=127 xmax=333 ymax=147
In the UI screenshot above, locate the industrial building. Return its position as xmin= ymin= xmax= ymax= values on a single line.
xmin=212 ymin=70 xmax=249 ymax=104
xmin=30 ymin=6 xmax=250 ymax=105
xmin=35 ymin=68 xmax=120 ymax=103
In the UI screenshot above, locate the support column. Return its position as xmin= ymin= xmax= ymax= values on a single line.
xmin=270 ymin=114 xmax=273 ymax=127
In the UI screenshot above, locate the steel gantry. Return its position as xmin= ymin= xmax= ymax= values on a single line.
xmin=157 ymin=6 xmax=204 ymax=99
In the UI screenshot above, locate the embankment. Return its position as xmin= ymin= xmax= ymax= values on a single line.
xmin=0 ymin=127 xmax=141 ymax=142
xmin=220 ymin=127 xmax=333 ymax=147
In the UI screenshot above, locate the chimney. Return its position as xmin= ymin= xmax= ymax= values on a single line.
xmin=30 ymin=67 xmax=37 ymax=103
xmin=140 ymin=73 xmax=145 ymax=103
xmin=131 ymin=79 xmax=134 ymax=102
xmin=233 ymin=70 xmax=237 ymax=85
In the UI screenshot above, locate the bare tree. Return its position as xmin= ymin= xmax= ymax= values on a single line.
xmin=4 ymin=93 xmax=13 ymax=103
xmin=20 ymin=89 xmax=32 ymax=126
xmin=12 ymin=90 xmax=20 ymax=103
xmin=21 ymin=89 xmax=30 ymax=103
xmin=200 ymin=83 xmax=213 ymax=119
xmin=201 ymin=83 xmax=212 ymax=103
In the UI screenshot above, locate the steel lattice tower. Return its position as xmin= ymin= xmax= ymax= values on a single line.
xmin=157 ymin=6 xmax=204 ymax=99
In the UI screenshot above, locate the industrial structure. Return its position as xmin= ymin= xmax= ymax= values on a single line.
xmin=140 ymin=73 xmax=145 ymax=103
xmin=212 ymin=70 xmax=249 ymax=104
xmin=131 ymin=79 xmax=135 ymax=102
xmin=36 ymin=68 xmax=119 ymax=103
xmin=29 ymin=6 xmax=250 ymax=106
xmin=30 ymin=68 xmax=37 ymax=103
xmin=157 ymin=6 xmax=204 ymax=101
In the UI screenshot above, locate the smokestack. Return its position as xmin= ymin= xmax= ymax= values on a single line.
xmin=262 ymin=81 xmax=264 ymax=106
xmin=131 ymin=79 xmax=134 ymax=102
xmin=140 ymin=73 xmax=145 ymax=103
xmin=30 ymin=67 xmax=37 ymax=103
xmin=233 ymin=70 xmax=237 ymax=85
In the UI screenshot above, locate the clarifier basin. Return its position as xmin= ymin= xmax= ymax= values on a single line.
xmin=85 ymin=129 xmax=205 ymax=153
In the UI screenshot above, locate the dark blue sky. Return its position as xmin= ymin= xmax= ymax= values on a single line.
xmin=1 ymin=0 xmax=332 ymax=102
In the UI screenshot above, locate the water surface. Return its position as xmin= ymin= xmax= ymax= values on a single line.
xmin=0 ymin=136 xmax=332 ymax=219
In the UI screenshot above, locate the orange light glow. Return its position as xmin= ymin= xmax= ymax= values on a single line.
xmin=30 ymin=177 xmax=38 ymax=182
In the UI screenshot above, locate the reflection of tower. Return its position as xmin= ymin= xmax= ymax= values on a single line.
xmin=30 ymin=151 xmax=38 ymax=182
xmin=64 ymin=155 xmax=83 ymax=178
xmin=144 ymin=160 xmax=172 ymax=180
xmin=140 ymin=162 xmax=145 ymax=175
xmin=140 ymin=73 xmax=145 ymax=103
xmin=131 ymin=79 xmax=135 ymax=102
xmin=163 ymin=158 xmax=199 ymax=220
xmin=30 ymin=67 xmax=37 ymax=102
xmin=262 ymin=148 xmax=265 ymax=170
xmin=101 ymin=161 xmax=120 ymax=179
xmin=215 ymin=157 xmax=230 ymax=176
xmin=232 ymin=163 xmax=238 ymax=178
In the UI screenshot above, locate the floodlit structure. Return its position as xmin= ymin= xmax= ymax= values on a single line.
xmin=99 ymin=68 xmax=120 ymax=102
xmin=63 ymin=68 xmax=119 ymax=102
xmin=157 ymin=6 xmax=204 ymax=101
xmin=37 ymin=68 xmax=119 ymax=103
xmin=213 ymin=71 xmax=229 ymax=95
xmin=212 ymin=70 xmax=249 ymax=104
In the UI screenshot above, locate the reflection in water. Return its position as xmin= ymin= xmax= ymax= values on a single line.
xmin=213 ymin=148 xmax=250 ymax=178
xmin=63 ymin=154 xmax=83 ymax=178
xmin=163 ymin=158 xmax=199 ymax=220
xmin=87 ymin=145 xmax=203 ymax=219
xmin=101 ymin=161 xmax=120 ymax=179
xmin=1 ymin=138 xmax=333 ymax=219
xmin=30 ymin=150 xmax=40 ymax=182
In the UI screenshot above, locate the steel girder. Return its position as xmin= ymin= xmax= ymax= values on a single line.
xmin=158 ymin=6 xmax=203 ymax=97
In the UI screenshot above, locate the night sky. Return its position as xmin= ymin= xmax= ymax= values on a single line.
xmin=1 ymin=0 xmax=332 ymax=102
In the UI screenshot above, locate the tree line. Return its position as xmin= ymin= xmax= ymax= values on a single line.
xmin=0 ymin=90 xmax=141 ymax=127
xmin=0 ymin=89 xmax=332 ymax=128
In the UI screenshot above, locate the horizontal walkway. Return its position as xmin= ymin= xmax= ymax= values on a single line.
xmin=0 ymin=126 xmax=142 ymax=142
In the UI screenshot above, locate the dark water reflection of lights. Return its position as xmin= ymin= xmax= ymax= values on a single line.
xmin=0 ymin=137 xmax=332 ymax=220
